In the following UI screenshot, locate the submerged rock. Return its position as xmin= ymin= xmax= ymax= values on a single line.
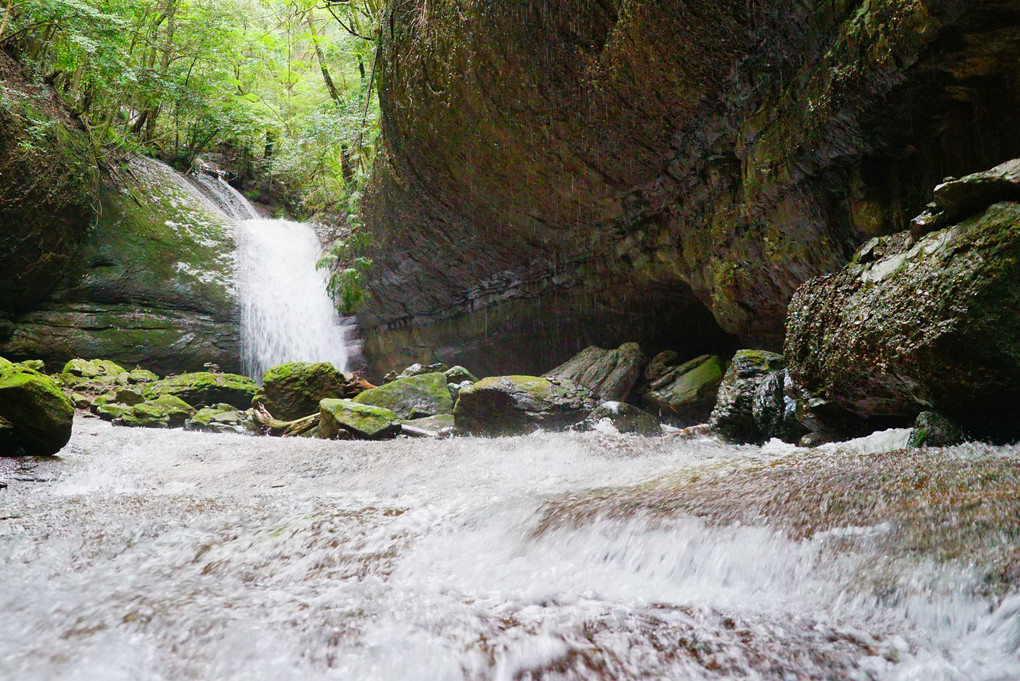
xmin=644 ymin=354 xmax=726 ymax=426
xmin=0 ymin=358 xmax=74 ymax=455
xmin=786 ymin=194 xmax=1020 ymax=439
xmin=544 ymin=343 xmax=646 ymax=402
xmin=454 ymin=376 xmax=597 ymax=437
xmin=143 ymin=372 xmax=258 ymax=410
xmin=353 ymin=372 xmax=453 ymax=420
xmin=583 ymin=402 xmax=662 ymax=437
xmin=319 ymin=399 xmax=401 ymax=440
xmin=708 ymin=350 xmax=786 ymax=444
xmin=253 ymin=362 xmax=350 ymax=421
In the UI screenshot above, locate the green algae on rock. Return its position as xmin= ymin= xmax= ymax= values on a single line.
xmin=454 ymin=376 xmax=597 ymax=437
xmin=143 ymin=372 xmax=258 ymax=410
xmin=319 ymin=399 xmax=401 ymax=440
xmin=120 ymin=395 xmax=196 ymax=429
xmin=0 ymin=358 xmax=74 ymax=455
xmin=353 ymin=373 xmax=454 ymax=420
xmin=253 ymin=362 xmax=350 ymax=421
xmin=644 ymin=354 xmax=726 ymax=427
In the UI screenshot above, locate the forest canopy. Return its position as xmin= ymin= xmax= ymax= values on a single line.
xmin=2 ymin=0 xmax=382 ymax=215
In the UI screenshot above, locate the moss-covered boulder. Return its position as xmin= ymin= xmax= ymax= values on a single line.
xmin=253 ymin=362 xmax=349 ymax=421
xmin=0 ymin=52 xmax=99 ymax=313
xmin=444 ymin=366 xmax=479 ymax=384
xmin=708 ymin=350 xmax=787 ymax=444
xmin=353 ymin=372 xmax=453 ymax=420
xmin=583 ymin=402 xmax=662 ymax=437
xmin=786 ymin=194 xmax=1020 ymax=439
xmin=0 ymin=358 xmax=74 ymax=455
xmin=95 ymin=403 xmax=133 ymax=422
xmin=403 ymin=414 xmax=456 ymax=436
xmin=59 ymin=359 xmax=128 ymax=390
xmin=644 ymin=354 xmax=726 ymax=426
xmin=455 ymin=376 xmax=597 ymax=437
xmin=120 ymin=395 xmax=196 ymax=429
xmin=143 ymin=372 xmax=257 ymax=410
xmin=319 ymin=399 xmax=401 ymax=440
xmin=545 ymin=343 xmax=646 ymax=403
xmin=187 ymin=404 xmax=256 ymax=434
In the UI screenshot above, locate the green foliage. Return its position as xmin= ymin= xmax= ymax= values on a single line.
xmin=317 ymin=189 xmax=374 ymax=314
xmin=4 ymin=0 xmax=382 ymax=214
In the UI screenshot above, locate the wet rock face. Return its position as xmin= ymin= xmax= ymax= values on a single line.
xmin=544 ymin=343 xmax=646 ymax=403
xmin=360 ymin=0 xmax=1020 ymax=373
xmin=454 ymin=376 xmax=598 ymax=437
xmin=0 ymin=156 xmax=239 ymax=374
xmin=786 ymin=190 xmax=1020 ymax=438
xmin=0 ymin=53 xmax=98 ymax=312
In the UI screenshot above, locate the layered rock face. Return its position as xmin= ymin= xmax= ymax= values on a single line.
xmin=360 ymin=0 xmax=1020 ymax=376
xmin=0 ymin=156 xmax=240 ymax=374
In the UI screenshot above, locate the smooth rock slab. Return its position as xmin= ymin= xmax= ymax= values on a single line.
xmin=455 ymin=376 xmax=597 ymax=437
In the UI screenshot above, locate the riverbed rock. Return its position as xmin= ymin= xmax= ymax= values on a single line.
xmin=644 ymin=354 xmax=726 ymax=426
xmin=908 ymin=411 xmax=966 ymax=449
xmin=403 ymin=414 xmax=456 ymax=437
xmin=454 ymin=376 xmax=598 ymax=437
xmin=319 ymin=399 xmax=401 ymax=440
xmin=353 ymin=372 xmax=454 ymax=420
xmin=59 ymin=359 xmax=128 ymax=391
xmin=0 ymin=358 xmax=75 ymax=455
xmin=444 ymin=366 xmax=479 ymax=384
xmin=545 ymin=343 xmax=646 ymax=403
xmin=252 ymin=362 xmax=350 ymax=421
xmin=143 ymin=372 xmax=258 ymax=410
xmin=394 ymin=363 xmax=450 ymax=381
xmin=709 ymin=350 xmax=787 ymax=444
xmin=583 ymin=402 xmax=662 ymax=437
xmin=120 ymin=395 xmax=196 ymax=429
xmin=188 ymin=404 xmax=257 ymax=435
xmin=786 ymin=195 xmax=1020 ymax=440
xmin=356 ymin=2 xmax=1020 ymax=376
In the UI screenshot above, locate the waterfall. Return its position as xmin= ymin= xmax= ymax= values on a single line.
xmin=191 ymin=173 xmax=353 ymax=379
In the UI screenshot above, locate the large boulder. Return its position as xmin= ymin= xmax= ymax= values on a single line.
xmin=319 ymin=399 xmax=401 ymax=440
xmin=0 ymin=155 xmax=239 ymax=374
xmin=353 ymin=372 xmax=453 ymax=420
xmin=0 ymin=358 xmax=74 ymax=455
xmin=253 ymin=362 xmax=350 ymax=421
xmin=708 ymin=350 xmax=787 ymax=444
xmin=786 ymin=193 xmax=1020 ymax=439
xmin=544 ymin=343 xmax=646 ymax=402
xmin=143 ymin=372 xmax=258 ymax=410
xmin=0 ymin=52 xmax=99 ymax=314
xmin=644 ymin=354 xmax=726 ymax=426
xmin=455 ymin=376 xmax=597 ymax=436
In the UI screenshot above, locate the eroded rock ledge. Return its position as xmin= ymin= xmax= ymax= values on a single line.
xmin=359 ymin=0 xmax=1020 ymax=375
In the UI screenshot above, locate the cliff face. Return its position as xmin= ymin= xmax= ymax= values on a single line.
xmin=359 ymin=0 xmax=1020 ymax=376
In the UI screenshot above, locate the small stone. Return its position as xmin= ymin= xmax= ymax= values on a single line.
xmin=583 ymin=401 xmax=662 ymax=436
xmin=444 ymin=366 xmax=479 ymax=384
xmin=319 ymin=399 xmax=401 ymax=440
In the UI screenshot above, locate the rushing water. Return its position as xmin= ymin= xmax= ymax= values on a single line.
xmin=1 ymin=420 xmax=1019 ymax=680
xmin=192 ymin=174 xmax=352 ymax=379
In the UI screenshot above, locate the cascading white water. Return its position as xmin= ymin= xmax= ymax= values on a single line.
xmin=191 ymin=174 xmax=352 ymax=379
xmin=2 ymin=422 xmax=1019 ymax=681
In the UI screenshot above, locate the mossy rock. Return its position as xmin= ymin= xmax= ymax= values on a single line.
xmin=353 ymin=372 xmax=454 ymax=420
xmin=19 ymin=360 xmax=46 ymax=373
xmin=319 ymin=399 xmax=401 ymax=440
xmin=95 ymin=403 xmax=133 ymax=422
xmin=0 ymin=357 xmax=74 ymax=455
xmin=70 ymin=392 xmax=92 ymax=410
xmin=187 ymin=404 xmax=256 ymax=434
xmin=253 ymin=362 xmax=348 ymax=421
xmin=545 ymin=343 xmax=646 ymax=402
xmin=444 ymin=366 xmax=479 ymax=384
xmin=454 ymin=376 xmax=597 ymax=436
xmin=143 ymin=372 xmax=258 ymax=410
xmin=645 ymin=354 xmax=726 ymax=426
xmin=403 ymin=414 xmax=456 ymax=435
xmin=908 ymin=411 xmax=966 ymax=448
xmin=127 ymin=369 xmax=160 ymax=385
xmin=62 ymin=359 xmax=127 ymax=380
xmin=120 ymin=395 xmax=196 ymax=429
xmin=709 ymin=350 xmax=787 ymax=444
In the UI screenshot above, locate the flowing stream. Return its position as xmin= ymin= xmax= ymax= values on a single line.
xmin=192 ymin=173 xmax=352 ymax=379
xmin=2 ymin=421 xmax=1019 ymax=680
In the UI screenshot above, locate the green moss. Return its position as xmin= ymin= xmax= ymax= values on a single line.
xmin=0 ymin=357 xmax=74 ymax=455
xmin=143 ymin=372 xmax=258 ymax=409
xmin=254 ymin=362 xmax=347 ymax=421
xmin=319 ymin=399 xmax=400 ymax=440
xmin=121 ymin=395 xmax=195 ymax=429
xmin=353 ymin=372 xmax=454 ymax=420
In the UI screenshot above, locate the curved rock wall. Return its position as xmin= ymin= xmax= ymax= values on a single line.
xmin=359 ymin=0 xmax=1020 ymax=375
